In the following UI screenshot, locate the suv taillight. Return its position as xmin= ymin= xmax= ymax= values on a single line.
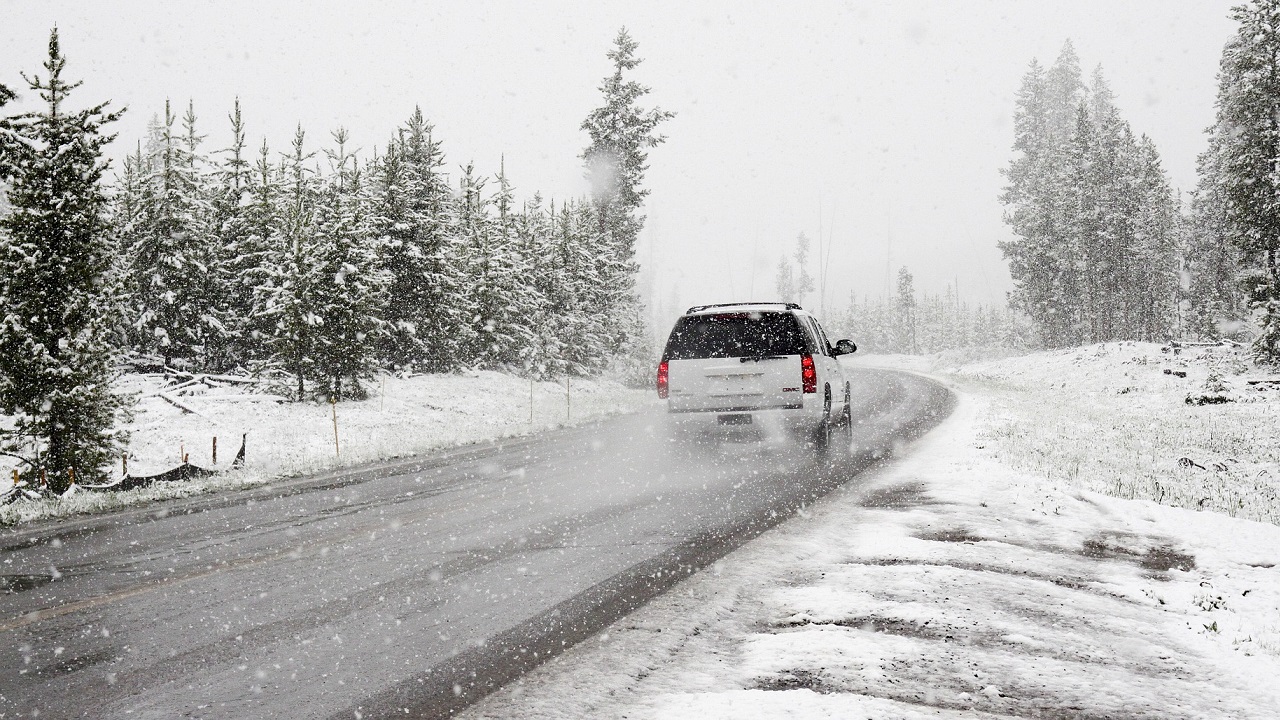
xmin=801 ymin=354 xmax=817 ymax=393
xmin=657 ymin=360 xmax=669 ymax=399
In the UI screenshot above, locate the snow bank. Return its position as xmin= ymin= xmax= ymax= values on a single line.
xmin=1 ymin=371 xmax=651 ymax=526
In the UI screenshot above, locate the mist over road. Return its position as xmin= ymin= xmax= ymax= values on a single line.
xmin=0 ymin=368 xmax=951 ymax=719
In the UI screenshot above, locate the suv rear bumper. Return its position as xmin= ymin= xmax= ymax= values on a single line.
xmin=664 ymin=398 xmax=824 ymax=437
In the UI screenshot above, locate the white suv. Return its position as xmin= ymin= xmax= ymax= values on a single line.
xmin=656 ymin=303 xmax=857 ymax=448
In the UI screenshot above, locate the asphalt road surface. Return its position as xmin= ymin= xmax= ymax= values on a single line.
xmin=0 ymin=368 xmax=952 ymax=719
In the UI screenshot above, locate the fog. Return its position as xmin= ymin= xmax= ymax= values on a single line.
xmin=2 ymin=0 xmax=1235 ymax=328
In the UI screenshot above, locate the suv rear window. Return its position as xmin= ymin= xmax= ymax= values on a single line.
xmin=663 ymin=312 xmax=810 ymax=360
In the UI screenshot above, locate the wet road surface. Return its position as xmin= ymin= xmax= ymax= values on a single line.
xmin=0 ymin=368 xmax=952 ymax=719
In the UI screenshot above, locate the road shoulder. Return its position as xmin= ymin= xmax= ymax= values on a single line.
xmin=462 ymin=387 xmax=1280 ymax=719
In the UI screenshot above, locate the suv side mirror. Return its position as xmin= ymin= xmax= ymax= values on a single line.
xmin=834 ymin=339 xmax=857 ymax=356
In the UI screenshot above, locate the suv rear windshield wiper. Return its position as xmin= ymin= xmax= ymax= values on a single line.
xmin=740 ymin=355 xmax=788 ymax=363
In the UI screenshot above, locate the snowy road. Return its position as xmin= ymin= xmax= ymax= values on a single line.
xmin=0 ymin=368 xmax=951 ymax=719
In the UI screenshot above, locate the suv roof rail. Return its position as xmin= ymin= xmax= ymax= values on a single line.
xmin=684 ymin=302 xmax=803 ymax=314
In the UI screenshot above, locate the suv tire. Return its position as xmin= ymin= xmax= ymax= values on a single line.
xmin=812 ymin=386 xmax=833 ymax=452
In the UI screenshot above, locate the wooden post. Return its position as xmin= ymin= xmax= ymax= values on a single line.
xmin=565 ymin=376 xmax=571 ymax=421
xmin=212 ymin=436 xmax=218 ymax=465
xmin=330 ymin=397 xmax=340 ymax=457
xmin=68 ymin=468 xmax=75 ymax=487
xmin=11 ymin=469 xmax=17 ymax=486
xmin=40 ymin=469 xmax=46 ymax=488
xmin=122 ymin=453 xmax=127 ymax=477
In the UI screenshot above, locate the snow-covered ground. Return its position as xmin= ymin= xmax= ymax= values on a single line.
xmin=1 ymin=371 xmax=651 ymax=526
xmin=463 ymin=343 xmax=1280 ymax=718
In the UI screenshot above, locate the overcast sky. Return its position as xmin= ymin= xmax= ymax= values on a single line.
xmin=2 ymin=0 xmax=1239 ymax=327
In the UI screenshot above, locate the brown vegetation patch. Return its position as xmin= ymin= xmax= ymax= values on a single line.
xmin=916 ymin=526 xmax=986 ymax=543
xmin=859 ymin=481 xmax=936 ymax=509
xmin=755 ymin=668 xmax=840 ymax=693
xmin=1081 ymin=531 xmax=1195 ymax=572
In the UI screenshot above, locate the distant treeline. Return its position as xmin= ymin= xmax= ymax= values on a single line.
xmin=826 ymin=268 xmax=1035 ymax=356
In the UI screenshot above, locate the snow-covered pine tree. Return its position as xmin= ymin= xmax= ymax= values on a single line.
xmin=265 ymin=126 xmax=321 ymax=399
xmin=112 ymin=143 xmax=147 ymax=339
xmin=1129 ymin=135 xmax=1179 ymax=341
xmin=126 ymin=99 xmax=221 ymax=369
xmin=239 ymin=138 xmax=284 ymax=365
xmin=452 ymin=163 xmax=494 ymax=366
xmin=1185 ymin=129 xmax=1246 ymax=339
xmin=1065 ymin=99 xmax=1102 ymax=344
xmin=1082 ymin=69 xmax=1131 ymax=342
xmin=1000 ymin=57 xmax=1070 ymax=347
xmin=0 ymin=29 xmax=130 ymax=490
xmin=895 ymin=267 xmax=918 ymax=353
xmin=543 ymin=198 xmax=608 ymax=375
xmin=181 ymin=100 xmax=231 ymax=370
xmin=582 ymin=28 xmax=672 ymax=264
xmin=793 ymin=232 xmax=815 ymax=307
xmin=512 ymin=194 xmax=555 ymax=377
xmin=581 ymin=28 xmax=672 ymax=367
xmin=478 ymin=161 xmax=536 ymax=367
xmin=1045 ymin=41 xmax=1085 ymax=146
xmin=209 ymin=99 xmax=257 ymax=369
xmin=1203 ymin=0 xmax=1280 ymax=362
xmin=374 ymin=108 xmax=460 ymax=372
xmin=1004 ymin=44 xmax=1178 ymax=348
xmin=0 ymin=82 xmax=10 ymax=216
xmin=775 ymin=257 xmax=795 ymax=303
xmin=310 ymin=129 xmax=387 ymax=400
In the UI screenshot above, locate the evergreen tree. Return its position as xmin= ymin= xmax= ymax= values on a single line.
xmin=775 ymin=256 xmax=795 ymax=303
xmin=210 ymin=99 xmax=257 ymax=368
xmin=310 ymin=129 xmax=387 ymax=399
xmin=0 ymin=83 xmax=14 ymax=217
xmin=265 ymin=126 xmax=321 ymax=399
xmin=1130 ymin=136 xmax=1179 ymax=341
xmin=125 ymin=99 xmax=221 ymax=368
xmin=0 ymin=29 xmax=129 ymax=490
xmin=1186 ymin=129 xmax=1246 ymax=338
xmin=373 ymin=108 xmax=459 ymax=372
xmin=1000 ymin=57 xmax=1071 ymax=346
xmin=793 ymin=232 xmax=815 ymax=307
xmin=1045 ymin=41 xmax=1085 ymax=144
xmin=1202 ymin=0 xmax=1280 ymax=361
xmin=1001 ymin=42 xmax=1179 ymax=348
xmin=512 ymin=194 xmax=555 ymax=376
xmin=581 ymin=28 xmax=673 ymax=264
xmin=463 ymin=161 xmax=534 ymax=368
xmin=238 ymin=138 xmax=284 ymax=365
xmin=581 ymin=28 xmax=673 ymax=364
xmin=895 ymin=267 xmax=918 ymax=353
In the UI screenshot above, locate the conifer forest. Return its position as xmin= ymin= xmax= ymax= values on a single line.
xmin=0 ymin=28 xmax=670 ymax=488
xmin=4 ymin=2 xmax=1280 ymax=488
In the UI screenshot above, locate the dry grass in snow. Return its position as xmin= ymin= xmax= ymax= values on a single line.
xmin=938 ymin=342 xmax=1280 ymax=525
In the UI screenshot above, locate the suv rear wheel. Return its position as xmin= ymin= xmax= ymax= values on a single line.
xmin=812 ymin=386 xmax=833 ymax=451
